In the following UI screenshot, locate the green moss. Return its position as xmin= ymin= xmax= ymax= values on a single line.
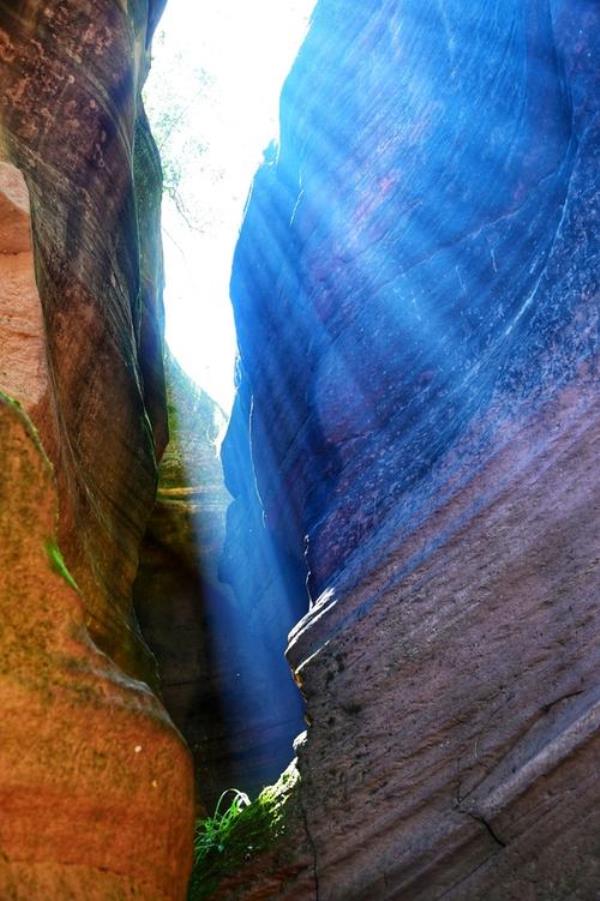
xmin=188 ymin=761 xmax=299 ymax=900
xmin=45 ymin=540 xmax=79 ymax=592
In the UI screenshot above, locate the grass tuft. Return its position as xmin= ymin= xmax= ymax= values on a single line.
xmin=45 ymin=540 xmax=79 ymax=591
xmin=188 ymin=760 xmax=299 ymax=899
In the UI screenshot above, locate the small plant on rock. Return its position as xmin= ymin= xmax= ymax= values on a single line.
xmin=188 ymin=762 xmax=299 ymax=899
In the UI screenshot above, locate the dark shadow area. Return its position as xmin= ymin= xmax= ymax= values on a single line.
xmin=133 ymin=356 xmax=306 ymax=809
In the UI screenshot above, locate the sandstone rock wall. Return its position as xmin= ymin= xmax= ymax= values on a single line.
xmin=0 ymin=1 xmax=193 ymax=895
xmin=0 ymin=394 xmax=192 ymax=899
xmin=224 ymin=0 xmax=600 ymax=896
xmin=0 ymin=162 xmax=47 ymax=407
xmin=0 ymin=0 xmax=168 ymax=680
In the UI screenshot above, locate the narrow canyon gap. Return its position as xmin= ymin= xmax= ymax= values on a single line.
xmin=135 ymin=0 xmax=315 ymax=807
xmin=0 ymin=1 xmax=599 ymax=899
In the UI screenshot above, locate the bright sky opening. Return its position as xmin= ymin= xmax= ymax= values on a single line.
xmin=144 ymin=1 xmax=316 ymax=414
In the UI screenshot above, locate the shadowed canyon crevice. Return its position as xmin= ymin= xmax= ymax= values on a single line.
xmin=1 ymin=0 xmax=600 ymax=899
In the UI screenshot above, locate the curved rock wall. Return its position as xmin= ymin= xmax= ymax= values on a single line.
xmin=0 ymin=0 xmax=167 ymax=680
xmin=0 ymin=1 xmax=193 ymax=895
xmin=0 ymin=394 xmax=192 ymax=899
xmin=224 ymin=0 xmax=600 ymax=896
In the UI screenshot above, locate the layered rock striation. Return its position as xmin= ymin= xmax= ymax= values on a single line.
xmin=0 ymin=394 xmax=192 ymax=898
xmin=224 ymin=0 xmax=600 ymax=896
xmin=0 ymin=1 xmax=193 ymax=896
xmin=0 ymin=0 xmax=168 ymax=679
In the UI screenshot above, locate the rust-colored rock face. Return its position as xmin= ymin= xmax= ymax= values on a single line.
xmin=224 ymin=0 xmax=600 ymax=897
xmin=0 ymin=0 xmax=194 ymax=896
xmin=0 ymin=0 xmax=167 ymax=679
xmin=0 ymin=395 xmax=193 ymax=899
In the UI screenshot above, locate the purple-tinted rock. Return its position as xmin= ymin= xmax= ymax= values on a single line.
xmin=223 ymin=1 xmax=600 ymax=896
xmin=0 ymin=0 xmax=169 ymax=680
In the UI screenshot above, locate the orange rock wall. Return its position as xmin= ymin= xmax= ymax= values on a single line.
xmin=0 ymin=395 xmax=193 ymax=899
xmin=0 ymin=0 xmax=167 ymax=680
xmin=0 ymin=1 xmax=194 ymax=896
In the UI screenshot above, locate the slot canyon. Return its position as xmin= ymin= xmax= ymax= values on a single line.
xmin=0 ymin=1 xmax=599 ymax=899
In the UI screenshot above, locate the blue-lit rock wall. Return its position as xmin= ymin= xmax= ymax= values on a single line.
xmin=223 ymin=1 xmax=600 ymax=896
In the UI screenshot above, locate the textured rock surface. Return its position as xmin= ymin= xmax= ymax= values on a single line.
xmin=0 ymin=0 xmax=168 ymax=680
xmin=0 ymin=395 xmax=193 ymax=899
xmin=220 ymin=389 xmax=306 ymax=795
xmin=0 ymin=162 xmax=47 ymax=407
xmin=224 ymin=0 xmax=600 ymax=896
xmin=0 ymin=0 xmax=194 ymax=895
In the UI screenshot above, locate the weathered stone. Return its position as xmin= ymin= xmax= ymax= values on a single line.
xmin=220 ymin=395 xmax=307 ymax=796
xmin=134 ymin=355 xmax=232 ymax=809
xmin=0 ymin=0 xmax=193 ymax=894
xmin=0 ymin=0 xmax=168 ymax=680
xmin=0 ymin=162 xmax=47 ymax=408
xmin=224 ymin=0 xmax=600 ymax=896
xmin=0 ymin=395 xmax=194 ymax=899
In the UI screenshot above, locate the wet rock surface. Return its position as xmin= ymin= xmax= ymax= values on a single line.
xmin=224 ymin=0 xmax=600 ymax=896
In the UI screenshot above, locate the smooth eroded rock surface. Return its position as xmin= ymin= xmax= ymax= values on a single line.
xmin=134 ymin=355 xmax=233 ymax=809
xmin=224 ymin=0 xmax=600 ymax=896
